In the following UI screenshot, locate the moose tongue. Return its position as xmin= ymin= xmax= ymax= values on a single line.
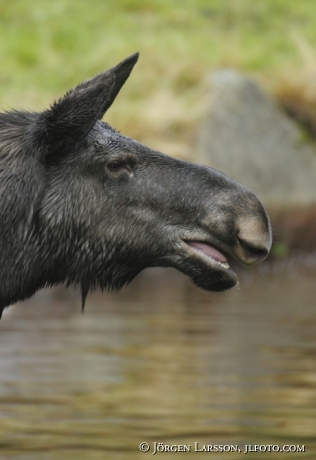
xmin=189 ymin=242 xmax=227 ymax=263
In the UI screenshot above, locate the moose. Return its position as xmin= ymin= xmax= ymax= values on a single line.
xmin=0 ymin=53 xmax=272 ymax=318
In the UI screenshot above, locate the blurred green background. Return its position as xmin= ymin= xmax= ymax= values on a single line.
xmin=1 ymin=0 xmax=316 ymax=158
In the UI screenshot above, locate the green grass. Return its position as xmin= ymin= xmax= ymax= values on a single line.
xmin=1 ymin=0 xmax=316 ymax=156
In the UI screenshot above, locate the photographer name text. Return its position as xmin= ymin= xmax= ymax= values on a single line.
xmin=139 ymin=442 xmax=306 ymax=454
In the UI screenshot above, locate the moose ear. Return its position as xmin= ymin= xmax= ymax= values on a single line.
xmin=35 ymin=52 xmax=139 ymax=153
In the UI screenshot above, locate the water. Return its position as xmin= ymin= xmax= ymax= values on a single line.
xmin=0 ymin=259 xmax=316 ymax=459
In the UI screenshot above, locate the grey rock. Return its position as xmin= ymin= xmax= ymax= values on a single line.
xmin=197 ymin=70 xmax=316 ymax=210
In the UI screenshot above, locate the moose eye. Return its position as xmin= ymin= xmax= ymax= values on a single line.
xmin=106 ymin=161 xmax=133 ymax=176
xmin=107 ymin=162 xmax=124 ymax=171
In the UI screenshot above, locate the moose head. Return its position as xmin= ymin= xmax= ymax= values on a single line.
xmin=0 ymin=53 xmax=271 ymax=317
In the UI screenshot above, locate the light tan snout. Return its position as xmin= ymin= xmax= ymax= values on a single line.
xmin=235 ymin=216 xmax=272 ymax=266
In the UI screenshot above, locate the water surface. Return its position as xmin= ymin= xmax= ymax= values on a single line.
xmin=0 ymin=258 xmax=316 ymax=459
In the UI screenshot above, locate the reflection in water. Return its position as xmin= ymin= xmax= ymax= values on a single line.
xmin=0 ymin=259 xmax=316 ymax=459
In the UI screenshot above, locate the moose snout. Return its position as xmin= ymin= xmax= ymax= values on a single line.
xmin=235 ymin=216 xmax=272 ymax=266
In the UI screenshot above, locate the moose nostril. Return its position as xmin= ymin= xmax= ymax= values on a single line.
xmin=237 ymin=237 xmax=268 ymax=261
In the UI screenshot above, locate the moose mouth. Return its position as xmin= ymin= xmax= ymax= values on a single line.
xmin=180 ymin=239 xmax=238 ymax=291
xmin=186 ymin=241 xmax=230 ymax=269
